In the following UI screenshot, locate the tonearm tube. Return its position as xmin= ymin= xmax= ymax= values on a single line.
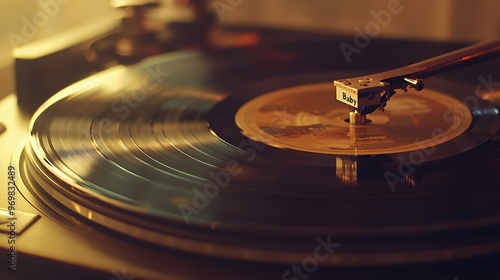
xmin=334 ymin=39 xmax=500 ymax=124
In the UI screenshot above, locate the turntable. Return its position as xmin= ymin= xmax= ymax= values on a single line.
xmin=1 ymin=1 xmax=500 ymax=280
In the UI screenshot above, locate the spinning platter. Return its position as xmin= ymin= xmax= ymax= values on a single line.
xmin=23 ymin=40 xmax=500 ymax=265
xmin=2 ymin=37 xmax=500 ymax=279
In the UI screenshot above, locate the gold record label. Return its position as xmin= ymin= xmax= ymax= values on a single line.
xmin=235 ymin=83 xmax=472 ymax=155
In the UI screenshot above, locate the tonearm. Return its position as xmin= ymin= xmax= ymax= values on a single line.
xmin=334 ymin=39 xmax=500 ymax=124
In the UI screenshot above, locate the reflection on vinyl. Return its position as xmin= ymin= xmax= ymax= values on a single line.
xmin=22 ymin=41 xmax=500 ymax=266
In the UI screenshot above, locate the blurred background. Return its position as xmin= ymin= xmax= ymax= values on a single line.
xmin=0 ymin=0 xmax=499 ymax=99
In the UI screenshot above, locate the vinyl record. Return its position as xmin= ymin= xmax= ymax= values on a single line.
xmin=23 ymin=40 xmax=500 ymax=266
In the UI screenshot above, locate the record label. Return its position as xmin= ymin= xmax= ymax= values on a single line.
xmin=235 ymin=83 xmax=472 ymax=155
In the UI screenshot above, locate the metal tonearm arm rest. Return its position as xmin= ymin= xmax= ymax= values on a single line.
xmin=333 ymin=39 xmax=500 ymax=124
